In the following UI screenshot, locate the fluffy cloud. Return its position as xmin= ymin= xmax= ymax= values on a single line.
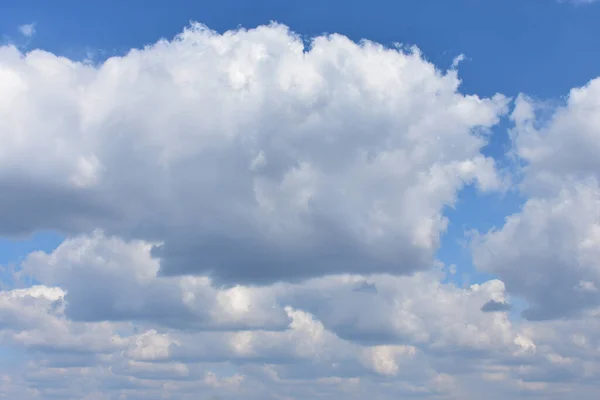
xmin=472 ymin=79 xmax=600 ymax=320
xmin=0 ymin=22 xmax=507 ymax=283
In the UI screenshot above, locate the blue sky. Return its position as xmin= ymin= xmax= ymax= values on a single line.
xmin=3 ymin=0 xmax=600 ymax=98
xmin=1 ymin=0 xmax=600 ymax=399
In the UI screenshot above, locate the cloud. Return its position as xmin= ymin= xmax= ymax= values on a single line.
xmin=18 ymin=23 xmax=36 ymax=38
xmin=0 ymin=285 xmax=129 ymax=357
xmin=0 ymin=22 xmax=508 ymax=284
xmin=562 ymin=0 xmax=599 ymax=4
xmin=472 ymin=78 xmax=600 ymax=320
xmin=20 ymin=231 xmax=288 ymax=330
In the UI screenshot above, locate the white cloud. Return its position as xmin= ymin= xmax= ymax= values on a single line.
xmin=0 ymin=22 xmax=508 ymax=283
xmin=473 ymin=182 xmax=600 ymax=320
xmin=472 ymin=78 xmax=600 ymax=320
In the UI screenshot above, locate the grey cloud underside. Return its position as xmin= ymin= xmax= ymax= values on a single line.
xmin=0 ymin=176 xmax=113 ymax=237
xmin=481 ymin=299 xmax=512 ymax=313
xmin=151 ymin=227 xmax=428 ymax=284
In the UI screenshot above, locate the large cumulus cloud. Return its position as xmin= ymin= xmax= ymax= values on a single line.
xmin=0 ymin=22 xmax=508 ymax=283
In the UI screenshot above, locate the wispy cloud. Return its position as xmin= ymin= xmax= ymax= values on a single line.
xmin=560 ymin=0 xmax=599 ymax=4
xmin=18 ymin=23 xmax=36 ymax=37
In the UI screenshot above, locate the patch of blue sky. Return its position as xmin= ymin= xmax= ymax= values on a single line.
xmin=0 ymin=231 xmax=64 ymax=289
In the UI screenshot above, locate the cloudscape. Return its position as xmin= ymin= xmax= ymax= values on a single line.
xmin=1 ymin=1 xmax=600 ymax=399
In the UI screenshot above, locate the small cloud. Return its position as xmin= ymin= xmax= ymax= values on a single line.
xmin=558 ymin=0 xmax=599 ymax=4
xmin=576 ymin=280 xmax=598 ymax=293
xmin=447 ymin=264 xmax=457 ymax=275
xmin=19 ymin=23 xmax=36 ymax=38
xmin=481 ymin=299 xmax=512 ymax=313
xmin=451 ymin=54 xmax=465 ymax=69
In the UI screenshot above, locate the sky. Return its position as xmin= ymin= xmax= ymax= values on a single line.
xmin=0 ymin=0 xmax=600 ymax=399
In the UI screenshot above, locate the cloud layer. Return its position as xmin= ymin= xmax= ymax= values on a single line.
xmin=4 ymin=232 xmax=600 ymax=399
xmin=1 ymin=22 xmax=600 ymax=399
